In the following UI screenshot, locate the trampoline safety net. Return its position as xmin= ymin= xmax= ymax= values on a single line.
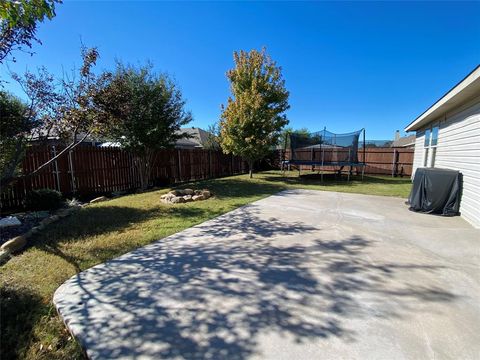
xmin=285 ymin=128 xmax=365 ymax=166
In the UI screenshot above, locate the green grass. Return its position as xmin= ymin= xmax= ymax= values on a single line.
xmin=0 ymin=171 xmax=411 ymax=359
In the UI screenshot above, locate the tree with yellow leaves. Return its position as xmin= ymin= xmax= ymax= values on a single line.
xmin=220 ymin=48 xmax=289 ymax=178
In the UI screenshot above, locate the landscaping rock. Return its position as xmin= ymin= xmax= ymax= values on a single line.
xmin=32 ymin=211 xmax=50 ymax=219
xmin=161 ymin=188 xmax=211 ymax=204
xmin=0 ymin=249 xmax=11 ymax=264
xmin=39 ymin=215 xmax=59 ymax=227
xmin=28 ymin=227 xmax=41 ymax=236
xmin=170 ymin=196 xmax=185 ymax=204
xmin=161 ymin=193 xmax=176 ymax=200
xmin=56 ymin=208 xmax=73 ymax=218
xmin=192 ymin=194 xmax=205 ymax=201
xmin=0 ymin=216 xmax=21 ymax=228
xmin=1 ymin=235 xmax=27 ymax=253
xmin=90 ymin=196 xmax=108 ymax=204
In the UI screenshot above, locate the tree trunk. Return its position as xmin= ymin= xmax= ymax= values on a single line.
xmin=135 ymin=150 xmax=155 ymax=190
xmin=248 ymin=160 xmax=254 ymax=179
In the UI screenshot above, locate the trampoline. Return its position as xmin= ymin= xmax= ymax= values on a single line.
xmin=282 ymin=128 xmax=366 ymax=181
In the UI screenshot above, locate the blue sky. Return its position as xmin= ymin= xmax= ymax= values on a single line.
xmin=1 ymin=1 xmax=479 ymax=140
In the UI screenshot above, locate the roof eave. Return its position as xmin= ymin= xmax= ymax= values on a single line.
xmin=405 ymin=65 xmax=480 ymax=132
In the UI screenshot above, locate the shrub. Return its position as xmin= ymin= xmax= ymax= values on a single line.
xmin=25 ymin=189 xmax=64 ymax=211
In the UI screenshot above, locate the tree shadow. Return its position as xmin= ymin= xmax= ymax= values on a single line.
xmin=0 ymin=285 xmax=45 ymax=360
xmin=33 ymin=205 xmax=217 ymax=272
xmin=54 ymin=207 xmax=457 ymax=360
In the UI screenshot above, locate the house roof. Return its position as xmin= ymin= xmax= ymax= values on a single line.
xmin=175 ymin=127 xmax=210 ymax=148
xmin=405 ymin=65 xmax=480 ymax=132
xmin=391 ymin=135 xmax=416 ymax=147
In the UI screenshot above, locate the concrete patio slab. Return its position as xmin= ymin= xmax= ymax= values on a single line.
xmin=54 ymin=190 xmax=480 ymax=359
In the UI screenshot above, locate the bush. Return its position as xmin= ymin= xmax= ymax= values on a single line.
xmin=25 ymin=189 xmax=64 ymax=211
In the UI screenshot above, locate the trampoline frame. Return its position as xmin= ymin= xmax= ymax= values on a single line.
xmin=282 ymin=128 xmax=366 ymax=181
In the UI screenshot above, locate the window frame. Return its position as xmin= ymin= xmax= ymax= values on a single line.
xmin=423 ymin=124 xmax=439 ymax=168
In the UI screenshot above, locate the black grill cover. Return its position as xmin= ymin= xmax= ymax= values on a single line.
xmin=407 ymin=168 xmax=462 ymax=216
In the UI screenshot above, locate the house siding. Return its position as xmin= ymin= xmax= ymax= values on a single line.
xmin=412 ymin=95 xmax=480 ymax=228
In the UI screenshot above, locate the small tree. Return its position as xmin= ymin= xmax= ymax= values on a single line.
xmin=0 ymin=91 xmax=34 ymax=186
xmin=203 ymin=122 xmax=221 ymax=151
xmin=220 ymin=48 xmax=289 ymax=178
xmin=8 ymin=46 xmax=108 ymax=180
xmin=0 ymin=0 xmax=61 ymax=63
xmin=96 ymin=63 xmax=192 ymax=189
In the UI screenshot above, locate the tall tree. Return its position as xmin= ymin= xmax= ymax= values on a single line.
xmin=220 ymin=48 xmax=289 ymax=178
xmin=96 ymin=63 xmax=192 ymax=189
xmin=0 ymin=0 xmax=61 ymax=63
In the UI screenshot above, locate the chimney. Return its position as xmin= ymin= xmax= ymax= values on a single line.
xmin=395 ymin=130 xmax=400 ymax=141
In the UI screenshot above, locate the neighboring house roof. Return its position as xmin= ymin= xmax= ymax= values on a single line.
xmin=30 ymin=129 xmax=105 ymax=144
xmin=175 ymin=137 xmax=202 ymax=149
xmin=391 ymin=135 xmax=416 ymax=148
xmin=405 ymin=65 xmax=480 ymax=132
xmin=175 ymin=127 xmax=210 ymax=148
xmin=361 ymin=140 xmax=393 ymax=148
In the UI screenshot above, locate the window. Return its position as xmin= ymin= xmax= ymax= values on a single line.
xmin=430 ymin=147 xmax=437 ymax=167
xmin=424 ymin=148 xmax=429 ymax=167
xmin=431 ymin=126 xmax=439 ymax=146
xmin=423 ymin=125 xmax=439 ymax=167
xmin=424 ymin=129 xmax=431 ymax=147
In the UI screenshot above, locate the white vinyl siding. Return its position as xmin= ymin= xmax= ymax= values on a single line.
xmin=412 ymin=130 xmax=425 ymax=176
xmin=411 ymin=95 xmax=480 ymax=228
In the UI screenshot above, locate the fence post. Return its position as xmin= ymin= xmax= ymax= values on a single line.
xmin=392 ymin=149 xmax=398 ymax=177
xmin=208 ymin=151 xmax=211 ymax=179
xmin=177 ymin=149 xmax=182 ymax=182
xmin=68 ymin=149 xmax=76 ymax=194
xmin=51 ymin=146 xmax=61 ymax=192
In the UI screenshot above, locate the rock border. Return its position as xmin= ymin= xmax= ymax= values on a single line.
xmin=0 ymin=206 xmax=81 ymax=265
xmin=161 ymin=189 xmax=212 ymax=204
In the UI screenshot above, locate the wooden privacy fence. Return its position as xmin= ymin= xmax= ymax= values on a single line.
xmin=359 ymin=147 xmax=413 ymax=176
xmin=283 ymin=147 xmax=414 ymax=176
xmin=1 ymin=146 xmax=247 ymax=211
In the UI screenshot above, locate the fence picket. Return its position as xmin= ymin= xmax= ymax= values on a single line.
xmin=1 ymin=146 xmax=248 ymax=211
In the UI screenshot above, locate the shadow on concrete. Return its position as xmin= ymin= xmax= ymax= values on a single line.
xmin=55 ymin=208 xmax=455 ymax=360
xmin=33 ymin=206 xmax=215 ymax=272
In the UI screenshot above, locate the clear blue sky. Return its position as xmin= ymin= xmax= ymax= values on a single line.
xmin=2 ymin=1 xmax=479 ymax=140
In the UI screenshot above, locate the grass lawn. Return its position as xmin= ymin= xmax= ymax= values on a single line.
xmin=0 ymin=171 xmax=411 ymax=359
